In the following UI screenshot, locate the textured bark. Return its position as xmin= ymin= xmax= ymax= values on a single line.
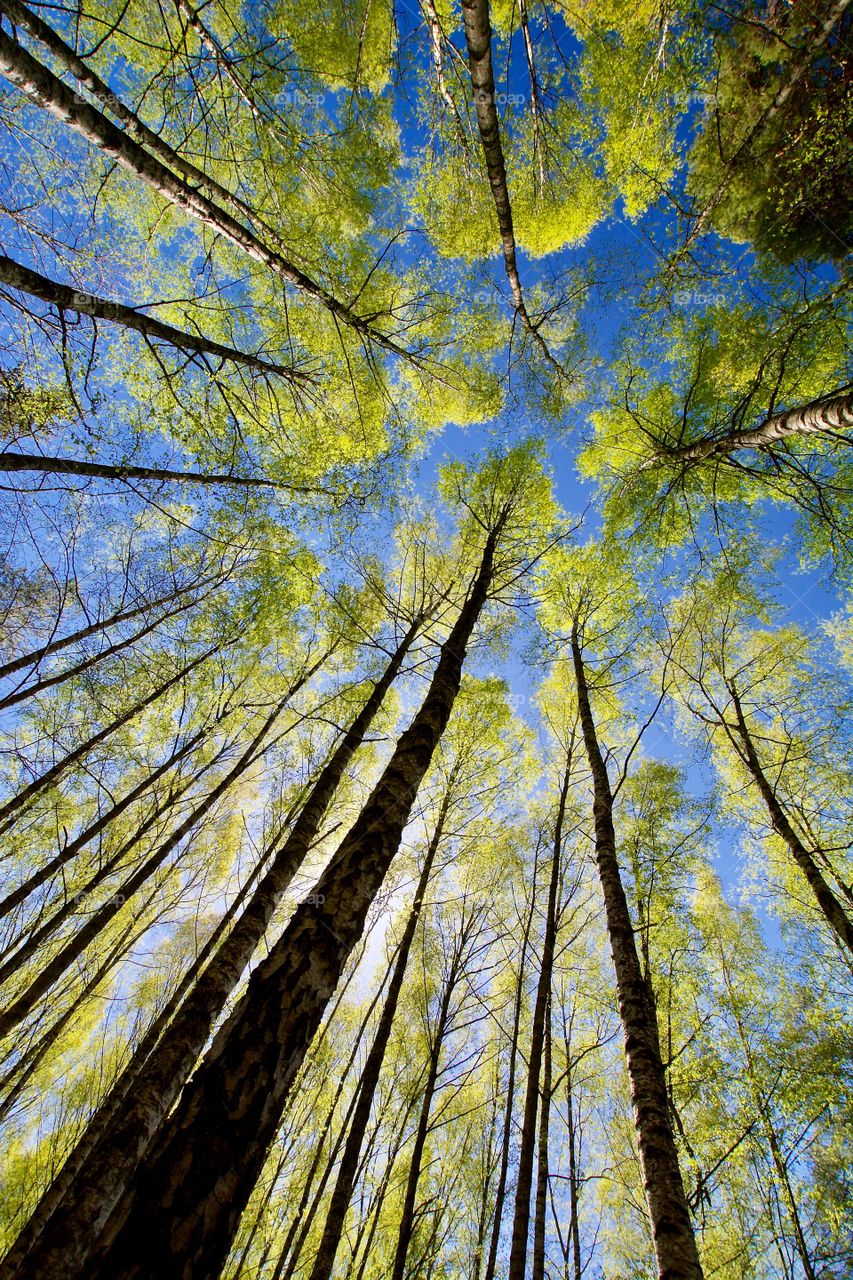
xmin=0 ymin=641 xmax=223 ymax=832
xmin=0 ymin=684 xmax=293 ymax=1040
xmin=0 ymin=29 xmax=412 ymax=361
xmin=308 ymin=791 xmax=450 ymax=1280
xmin=0 ymin=814 xmax=284 ymax=1280
xmin=508 ymin=763 xmax=569 ymax=1280
xmin=84 ymin=532 xmax=496 ymax=1280
xmin=0 ymin=0 xmax=259 ymax=225
xmin=571 ymin=626 xmax=704 ymax=1280
xmin=0 ymin=566 xmax=223 ymax=683
xmin=640 ymin=388 xmax=853 ymax=474
xmin=0 ymin=254 xmax=305 ymax=380
xmin=10 ymin=630 xmax=417 ymax=1280
xmin=482 ymin=864 xmax=537 ymax=1280
xmin=531 ymin=1008 xmax=552 ymax=1280
xmin=728 ymin=682 xmax=853 ymax=956
xmin=460 ymin=0 xmax=564 ymax=376
xmin=0 ymin=451 xmax=288 ymax=491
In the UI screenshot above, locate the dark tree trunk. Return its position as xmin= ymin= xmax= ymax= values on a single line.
xmin=0 ymin=641 xmax=224 ymax=832
xmin=459 ymin=0 xmax=563 ymax=375
xmin=531 ymin=1007 xmax=553 ymax=1280
xmin=508 ymin=761 xmax=570 ymax=1280
xmin=308 ymin=790 xmax=450 ymax=1280
xmin=0 ymin=254 xmax=305 ymax=380
xmin=728 ymin=682 xmax=853 ymax=956
xmin=0 ymin=450 xmax=289 ymax=491
xmin=571 ymin=625 xmax=704 ymax=1280
xmin=81 ymin=532 xmax=496 ymax=1280
xmin=9 ymin=626 xmax=421 ymax=1280
xmin=482 ymin=858 xmax=537 ymax=1280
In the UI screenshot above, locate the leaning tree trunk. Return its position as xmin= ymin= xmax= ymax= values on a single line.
xmin=727 ymin=681 xmax=853 ymax=957
xmin=460 ymin=0 xmax=563 ymax=375
xmin=0 ymin=450 xmax=296 ymax=492
xmin=81 ymin=531 xmax=497 ymax=1280
xmin=0 ymin=28 xmax=411 ymax=361
xmin=0 ymin=254 xmax=304 ymax=380
xmin=482 ymin=860 xmax=537 ymax=1280
xmin=508 ymin=761 xmax=570 ymax=1280
xmin=0 ymin=639 xmax=224 ymax=832
xmin=640 ymin=387 xmax=853 ymax=474
xmin=571 ymin=624 xmax=704 ymax=1280
xmin=4 ymin=625 xmax=420 ymax=1280
xmin=308 ymin=788 xmax=451 ymax=1280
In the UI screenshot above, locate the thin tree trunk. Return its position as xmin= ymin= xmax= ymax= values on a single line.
xmin=0 ymin=584 xmax=211 ymax=711
xmin=571 ymin=625 xmax=704 ymax=1280
xmin=83 ymin=530 xmax=497 ymax=1280
xmin=308 ymin=790 xmax=451 ymax=1280
xmin=9 ymin=627 xmax=419 ymax=1280
xmin=728 ymin=682 xmax=853 ymax=956
xmin=531 ymin=1006 xmax=552 ymax=1280
xmin=0 ymin=451 xmax=294 ymax=491
xmin=508 ymin=760 xmax=570 ymax=1280
xmin=0 ymin=28 xmax=413 ymax=361
xmin=0 ymin=640 xmax=224 ymax=832
xmin=564 ymin=1042 xmax=583 ymax=1280
xmin=0 ymin=254 xmax=306 ymax=381
xmin=639 ymin=388 xmax=853 ymax=473
xmin=0 ymin=801 xmax=294 ymax=1280
xmin=0 ymin=0 xmax=261 ymax=225
xmin=483 ymin=860 xmax=538 ymax=1280
xmin=0 ymin=719 xmax=219 ymax=922
xmin=0 ymin=564 xmax=225 ymax=682
xmin=389 ymin=958 xmax=456 ymax=1280
xmin=459 ymin=0 xmax=564 ymax=376
xmin=0 ymin=683 xmax=294 ymax=1039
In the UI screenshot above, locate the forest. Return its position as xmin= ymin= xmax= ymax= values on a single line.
xmin=0 ymin=0 xmax=850 ymax=1276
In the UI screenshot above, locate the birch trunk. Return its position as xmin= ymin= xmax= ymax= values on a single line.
xmin=571 ymin=625 xmax=704 ymax=1280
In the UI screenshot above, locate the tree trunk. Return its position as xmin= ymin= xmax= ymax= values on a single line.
xmin=0 ymin=450 xmax=293 ymax=492
xmin=640 ymin=388 xmax=853 ymax=473
xmin=9 ymin=626 xmax=419 ymax=1280
xmin=0 ymin=28 xmax=412 ymax=361
xmin=0 ymin=254 xmax=305 ymax=381
xmin=0 ymin=0 xmax=260 ymax=225
xmin=308 ymin=790 xmax=450 ymax=1280
xmin=728 ymin=682 xmax=853 ymax=956
xmin=571 ymin=625 xmax=704 ymax=1280
xmin=389 ymin=953 xmax=456 ymax=1280
xmin=508 ymin=760 xmax=570 ymax=1280
xmin=0 ymin=564 xmax=224 ymax=683
xmin=459 ymin=0 xmax=563 ymax=375
xmin=0 ymin=683 xmax=295 ymax=1039
xmin=82 ymin=531 xmax=496 ymax=1280
xmin=0 ymin=640 xmax=224 ymax=832
xmin=531 ymin=1005 xmax=552 ymax=1280
xmin=0 ymin=583 xmax=212 ymax=711
xmin=482 ymin=857 xmax=537 ymax=1280
xmin=0 ymin=802 xmax=293 ymax=1280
